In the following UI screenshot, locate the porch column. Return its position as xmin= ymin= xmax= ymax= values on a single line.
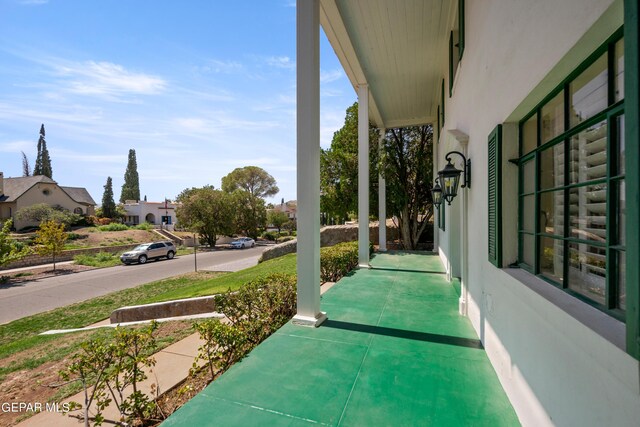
xmin=433 ymin=132 xmax=439 ymax=254
xmin=293 ymin=0 xmax=326 ymax=327
xmin=378 ymin=128 xmax=387 ymax=251
xmin=358 ymin=84 xmax=370 ymax=267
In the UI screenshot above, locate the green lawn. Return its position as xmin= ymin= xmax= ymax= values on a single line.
xmin=0 ymin=253 xmax=297 ymax=379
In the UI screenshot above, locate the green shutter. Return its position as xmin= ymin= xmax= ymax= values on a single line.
xmin=449 ymin=31 xmax=454 ymax=97
xmin=439 ymin=201 xmax=445 ymax=231
xmin=488 ymin=125 xmax=503 ymax=267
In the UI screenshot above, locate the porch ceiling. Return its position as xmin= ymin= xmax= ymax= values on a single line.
xmin=320 ymin=0 xmax=454 ymax=129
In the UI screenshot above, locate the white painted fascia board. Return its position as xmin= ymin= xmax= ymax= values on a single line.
xmin=385 ymin=116 xmax=438 ymax=129
xmin=320 ymin=0 xmax=385 ymax=128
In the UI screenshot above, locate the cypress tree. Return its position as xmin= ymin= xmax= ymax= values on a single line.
xmin=120 ymin=149 xmax=140 ymax=203
xmin=102 ymin=177 xmax=117 ymax=218
xmin=33 ymin=124 xmax=52 ymax=178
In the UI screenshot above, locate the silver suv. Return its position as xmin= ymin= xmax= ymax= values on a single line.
xmin=120 ymin=241 xmax=176 ymax=265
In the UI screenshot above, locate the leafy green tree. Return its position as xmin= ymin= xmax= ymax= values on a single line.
xmin=380 ymin=126 xmax=433 ymax=249
xmin=176 ymin=186 xmax=234 ymax=247
xmin=320 ymin=102 xmax=379 ymax=224
xmin=221 ymin=166 xmax=279 ymax=198
xmin=267 ymin=210 xmax=289 ymax=241
xmin=0 ymin=219 xmax=30 ymax=267
xmin=120 ymin=149 xmax=140 ymax=203
xmin=16 ymin=203 xmax=82 ymax=229
xmin=221 ymin=167 xmax=275 ymax=239
xmin=33 ymin=124 xmax=52 ymax=178
xmin=35 ymin=219 xmax=68 ymax=271
xmin=101 ymin=176 xmax=117 ymax=218
xmin=230 ymin=190 xmax=267 ymax=239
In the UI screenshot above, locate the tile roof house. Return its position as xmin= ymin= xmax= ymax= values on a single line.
xmin=0 ymin=171 xmax=96 ymax=230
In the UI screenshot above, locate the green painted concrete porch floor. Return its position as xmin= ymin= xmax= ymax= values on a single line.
xmin=164 ymin=252 xmax=519 ymax=426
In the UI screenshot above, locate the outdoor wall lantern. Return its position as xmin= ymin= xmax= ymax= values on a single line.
xmin=431 ymin=178 xmax=443 ymax=209
xmin=437 ymin=151 xmax=471 ymax=205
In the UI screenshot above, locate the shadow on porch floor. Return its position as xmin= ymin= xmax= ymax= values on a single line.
xmin=163 ymin=251 xmax=520 ymax=426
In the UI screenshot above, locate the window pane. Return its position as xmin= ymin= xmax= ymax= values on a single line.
xmin=541 ymin=91 xmax=564 ymax=143
xmin=522 ymin=114 xmax=537 ymax=155
xmin=614 ymin=38 xmax=624 ymax=102
xmin=521 ymin=233 xmax=535 ymax=267
xmin=569 ymin=53 xmax=608 ymax=127
xmin=617 ymin=250 xmax=626 ymax=310
xmin=616 ymin=115 xmax=625 ymax=175
xmin=540 ymin=190 xmax=564 ymax=236
xmin=522 ymin=195 xmax=535 ymax=232
xmin=569 ymin=184 xmax=607 ymax=243
xmin=618 ymin=179 xmax=625 ymax=246
xmin=522 ymin=159 xmax=535 ymax=194
xmin=540 ymin=142 xmax=565 ymax=189
xmin=568 ymin=242 xmax=606 ymax=305
xmin=540 ymin=237 xmax=564 ymax=284
xmin=569 ymin=120 xmax=607 ymax=183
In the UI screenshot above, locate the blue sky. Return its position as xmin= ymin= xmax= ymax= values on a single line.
xmin=0 ymin=0 xmax=356 ymax=205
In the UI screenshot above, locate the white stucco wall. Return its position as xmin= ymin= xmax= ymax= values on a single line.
xmin=436 ymin=0 xmax=639 ymax=425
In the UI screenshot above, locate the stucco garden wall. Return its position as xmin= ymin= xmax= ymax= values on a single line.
xmin=259 ymin=222 xmax=397 ymax=262
xmin=1 ymin=244 xmax=137 ymax=270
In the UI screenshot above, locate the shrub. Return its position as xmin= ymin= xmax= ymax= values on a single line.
xmin=279 ymin=236 xmax=295 ymax=243
xmin=261 ymin=231 xmax=277 ymax=242
xmin=61 ymin=323 xmax=159 ymax=426
xmin=97 ymin=223 xmax=129 ymax=232
xmin=134 ymin=222 xmax=153 ymax=231
xmin=84 ymin=215 xmax=100 ymax=226
xmin=215 ymin=273 xmax=297 ymax=346
xmin=320 ymin=241 xmax=359 ymax=282
xmin=193 ymin=273 xmax=297 ymax=384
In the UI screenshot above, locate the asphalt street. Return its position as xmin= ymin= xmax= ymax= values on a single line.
xmin=0 ymin=246 xmax=265 ymax=325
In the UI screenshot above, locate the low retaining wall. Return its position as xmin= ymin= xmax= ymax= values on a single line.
xmin=259 ymin=222 xmax=397 ymax=262
xmin=1 ymin=244 xmax=138 ymax=270
xmin=111 ymin=295 xmax=219 ymax=323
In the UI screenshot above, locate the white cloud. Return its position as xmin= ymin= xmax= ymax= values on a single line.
xmin=320 ymin=69 xmax=343 ymax=83
xmin=198 ymin=59 xmax=243 ymax=74
xmin=56 ymin=61 xmax=167 ymax=98
xmin=0 ymin=139 xmax=32 ymax=152
xmin=266 ymin=56 xmax=295 ymax=69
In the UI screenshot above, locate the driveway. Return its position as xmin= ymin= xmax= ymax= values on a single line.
xmin=0 ymin=246 xmax=265 ymax=325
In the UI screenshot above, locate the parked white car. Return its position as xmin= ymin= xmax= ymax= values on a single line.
xmin=230 ymin=237 xmax=255 ymax=249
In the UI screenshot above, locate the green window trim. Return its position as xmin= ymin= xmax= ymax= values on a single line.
xmin=623 ymin=0 xmax=639 ymax=359
xmin=517 ymin=29 xmax=628 ymax=326
xmin=488 ymin=125 xmax=502 ymax=267
xmin=437 ymin=105 xmax=441 ymax=142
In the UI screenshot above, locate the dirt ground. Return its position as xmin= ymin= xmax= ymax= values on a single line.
xmin=65 ymin=228 xmax=158 ymax=248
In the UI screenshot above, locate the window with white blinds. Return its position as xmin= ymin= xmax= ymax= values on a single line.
xmin=518 ymin=30 xmax=625 ymax=319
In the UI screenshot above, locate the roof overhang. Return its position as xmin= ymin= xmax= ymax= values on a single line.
xmin=320 ymin=0 xmax=454 ymax=129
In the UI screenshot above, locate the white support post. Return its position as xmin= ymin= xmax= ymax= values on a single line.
xmin=358 ymin=84 xmax=370 ymax=268
xmin=293 ymin=0 xmax=326 ymax=327
xmin=378 ymin=128 xmax=387 ymax=251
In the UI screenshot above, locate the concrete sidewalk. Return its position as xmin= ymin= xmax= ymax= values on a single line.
xmin=18 ymin=281 xmax=336 ymax=426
